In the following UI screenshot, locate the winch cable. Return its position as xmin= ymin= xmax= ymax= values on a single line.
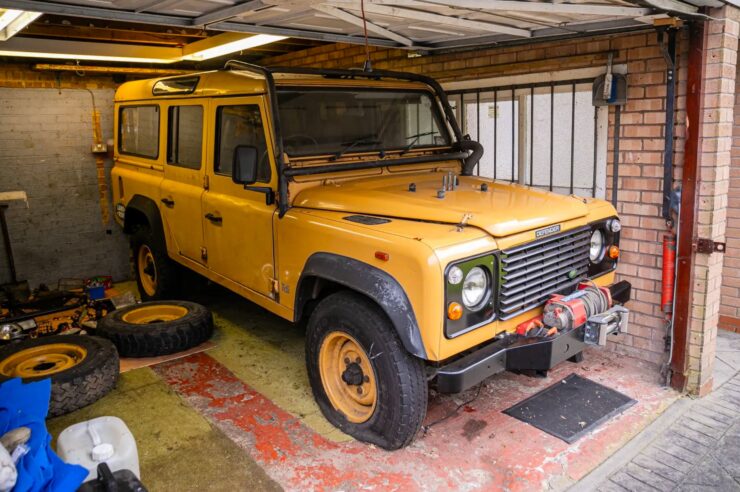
xmin=542 ymin=283 xmax=610 ymax=332
xmin=422 ymin=383 xmax=483 ymax=434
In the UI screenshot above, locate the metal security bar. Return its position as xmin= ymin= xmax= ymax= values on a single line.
xmin=447 ymin=78 xmax=607 ymax=199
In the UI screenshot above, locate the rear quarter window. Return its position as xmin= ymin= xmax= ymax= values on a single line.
xmin=167 ymin=105 xmax=203 ymax=169
xmin=119 ymin=105 xmax=160 ymax=159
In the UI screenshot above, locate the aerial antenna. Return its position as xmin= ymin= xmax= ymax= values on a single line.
xmin=361 ymin=0 xmax=372 ymax=72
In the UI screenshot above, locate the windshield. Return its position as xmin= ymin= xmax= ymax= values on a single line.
xmin=277 ymin=88 xmax=451 ymax=157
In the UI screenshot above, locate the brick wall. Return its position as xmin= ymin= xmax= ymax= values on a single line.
xmin=719 ymin=62 xmax=740 ymax=333
xmin=0 ymin=65 xmax=129 ymax=287
xmin=265 ymin=31 xmax=691 ymax=367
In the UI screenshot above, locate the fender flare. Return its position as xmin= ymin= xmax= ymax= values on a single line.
xmin=296 ymin=253 xmax=427 ymax=359
xmin=124 ymin=195 xmax=166 ymax=251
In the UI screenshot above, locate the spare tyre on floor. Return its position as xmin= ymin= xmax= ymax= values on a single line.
xmin=97 ymin=300 xmax=213 ymax=358
xmin=0 ymin=335 xmax=119 ymax=417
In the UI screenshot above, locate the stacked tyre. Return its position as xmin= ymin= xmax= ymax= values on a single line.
xmin=0 ymin=335 xmax=119 ymax=417
xmin=96 ymin=300 xmax=213 ymax=358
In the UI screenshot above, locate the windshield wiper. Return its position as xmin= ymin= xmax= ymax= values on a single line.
xmin=330 ymin=135 xmax=382 ymax=161
xmin=400 ymin=131 xmax=437 ymax=155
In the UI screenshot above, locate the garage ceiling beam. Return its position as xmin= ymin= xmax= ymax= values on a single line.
xmin=641 ymin=0 xmax=698 ymax=15
xmin=0 ymin=0 xmax=193 ymax=26
xmin=419 ymin=0 xmax=653 ymax=17
xmin=313 ymin=4 xmax=414 ymax=46
xmin=212 ymin=19 xmax=402 ymax=46
xmin=430 ymin=17 xmax=650 ymax=48
xmin=193 ymin=0 xmax=265 ymax=27
xmin=329 ymin=1 xmax=532 ymax=37
xmin=134 ymin=0 xmax=182 ymax=14
xmin=0 ymin=0 xmax=403 ymax=47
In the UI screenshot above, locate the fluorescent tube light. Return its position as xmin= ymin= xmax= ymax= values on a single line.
xmin=0 ymin=10 xmax=41 ymax=41
xmin=181 ymin=34 xmax=286 ymax=61
xmin=0 ymin=10 xmax=23 ymax=30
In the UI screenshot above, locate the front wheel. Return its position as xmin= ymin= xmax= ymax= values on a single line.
xmin=306 ymin=291 xmax=427 ymax=450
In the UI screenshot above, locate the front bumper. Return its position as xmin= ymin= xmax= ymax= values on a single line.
xmin=435 ymin=280 xmax=631 ymax=393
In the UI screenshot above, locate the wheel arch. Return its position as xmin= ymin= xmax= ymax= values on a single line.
xmin=295 ymin=253 xmax=427 ymax=359
xmin=124 ymin=194 xmax=167 ymax=251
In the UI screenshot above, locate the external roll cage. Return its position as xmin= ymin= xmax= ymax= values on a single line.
xmin=223 ymin=60 xmax=480 ymax=217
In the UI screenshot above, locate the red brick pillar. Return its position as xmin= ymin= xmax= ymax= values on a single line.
xmin=687 ymin=5 xmax=739 ymax=394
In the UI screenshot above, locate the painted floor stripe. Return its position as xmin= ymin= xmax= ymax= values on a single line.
xmin=154 ymin=350 xmax=677 ymax=491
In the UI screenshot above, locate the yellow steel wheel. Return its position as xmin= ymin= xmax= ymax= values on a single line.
xmin=318 ymin=331 xmax=377 ymax=424
xmin=137 ymin=244 xmax=157 ymax=297
xmin=121 ymin=304 xmax=189 ymax=325
xmin=0 ymin=343 xmax=87 ymax=379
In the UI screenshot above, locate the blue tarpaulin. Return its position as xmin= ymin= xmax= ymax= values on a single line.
xmin=0 ymin=378 xmax=87 ymax=492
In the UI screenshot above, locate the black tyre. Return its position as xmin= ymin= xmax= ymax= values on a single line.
xmin=97 ymin=301 xmax=213 ymax=358
xmin=0 ymin=335 xmax=119 ymax=417
xmin=306 ymin=291 xmax=427 ymax=450
xmin=131 ymin=225 xmax=179 ymax=301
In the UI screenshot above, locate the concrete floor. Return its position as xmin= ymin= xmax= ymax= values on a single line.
xmin=715 ymin=329 xmax=740 ymax=390
xmin=48 ymin=281 xmax=679 ymax=491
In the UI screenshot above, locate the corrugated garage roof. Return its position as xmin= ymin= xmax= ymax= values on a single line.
xmin=0 ymin=0 xmax=730 ymax=50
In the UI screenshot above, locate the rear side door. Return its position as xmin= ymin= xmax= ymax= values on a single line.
xmin=159 ymin=101 xmax=207 ymax=264
xmin=202 ymin=97 xmax=277 ymax=298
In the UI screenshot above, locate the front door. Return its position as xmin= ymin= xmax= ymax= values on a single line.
xmin=159 ymin=102 xmax=207 ymax=264
xmin=202 ymin=97 xmax=277 ymax=298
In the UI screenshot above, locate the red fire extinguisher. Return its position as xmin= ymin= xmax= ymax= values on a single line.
xmin=662 ymin=234 xmax=676 ymax=314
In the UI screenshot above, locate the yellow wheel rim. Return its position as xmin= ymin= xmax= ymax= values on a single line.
xmin=0 ymin=343 xmax=87 ymax=378
xmin=137 ymin=244 xmax=157 ymax=297
xmin=319 ymin=331 xmax=377 ymax=424
xmin=121 ymin=304 xmax=188 ymax=324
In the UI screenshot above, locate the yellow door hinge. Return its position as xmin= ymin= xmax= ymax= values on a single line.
xmin=200 ymin=247 xmax=207 ymax=261
xmin=203 ymin=174 xmax=209 ymax=190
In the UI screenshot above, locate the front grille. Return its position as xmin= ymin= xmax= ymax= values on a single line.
xmin=498 ymin=226 xmax=590 ymax=320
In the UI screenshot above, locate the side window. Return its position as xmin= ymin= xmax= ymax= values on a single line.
xmin=167 ymin=105 xmax=203 ymax=170
xmin=215 ymin=105 xmax=270 ymax=182
xmin=119 ymin=105 xmax=159 ymax=158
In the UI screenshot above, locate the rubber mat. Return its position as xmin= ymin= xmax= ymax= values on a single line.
xmin=503 ymin=373 xmax=636 ymax=443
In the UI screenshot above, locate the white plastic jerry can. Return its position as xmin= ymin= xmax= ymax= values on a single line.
xmin=56 ymin=416 xmax=140 ymax=482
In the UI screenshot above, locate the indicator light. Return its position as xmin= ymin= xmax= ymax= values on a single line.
xmin=447 ymin=302 xmax=463 ymax=320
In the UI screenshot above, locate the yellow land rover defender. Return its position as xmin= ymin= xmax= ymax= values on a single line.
xmin=112 ymin=61 xmax=631 ymax=449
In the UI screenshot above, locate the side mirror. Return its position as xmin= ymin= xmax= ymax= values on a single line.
xmin=232 ymin=145 xmax=258 ymax=185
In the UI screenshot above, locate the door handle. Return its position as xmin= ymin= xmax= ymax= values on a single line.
xmin=160 ymin=197 xmax=175 ymax=207
xmin=205 ymin=213 xmax=223 ymax=224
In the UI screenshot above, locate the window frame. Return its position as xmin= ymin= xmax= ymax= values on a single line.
xmin=166 ymin=104 xmax=204 ymax=170
xmin=118 ymin=104 xmax=161 ymax=160
xmin=275 ymin=86 xmax=453 ymax=158
xmin=213 ymin=103 xmax=272 ymax=183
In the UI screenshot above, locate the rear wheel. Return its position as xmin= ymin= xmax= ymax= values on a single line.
xmin=131 ymin=226 xmax=178 ymax=301
xmin=0 ymin=335 xmax=119 ymax=417
xmin=306 ymin=291 xmax=427 ymax=450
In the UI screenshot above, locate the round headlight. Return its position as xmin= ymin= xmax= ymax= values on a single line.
xmin=447 ymin=265 xmax=463 ymax=285
xmin=608 ymin=219 xmax=621 ymax=233
xmin=589 ymin=230 xmax=605 ymax=263
xmin=462 ymin=266 xmax=489 ymax=310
